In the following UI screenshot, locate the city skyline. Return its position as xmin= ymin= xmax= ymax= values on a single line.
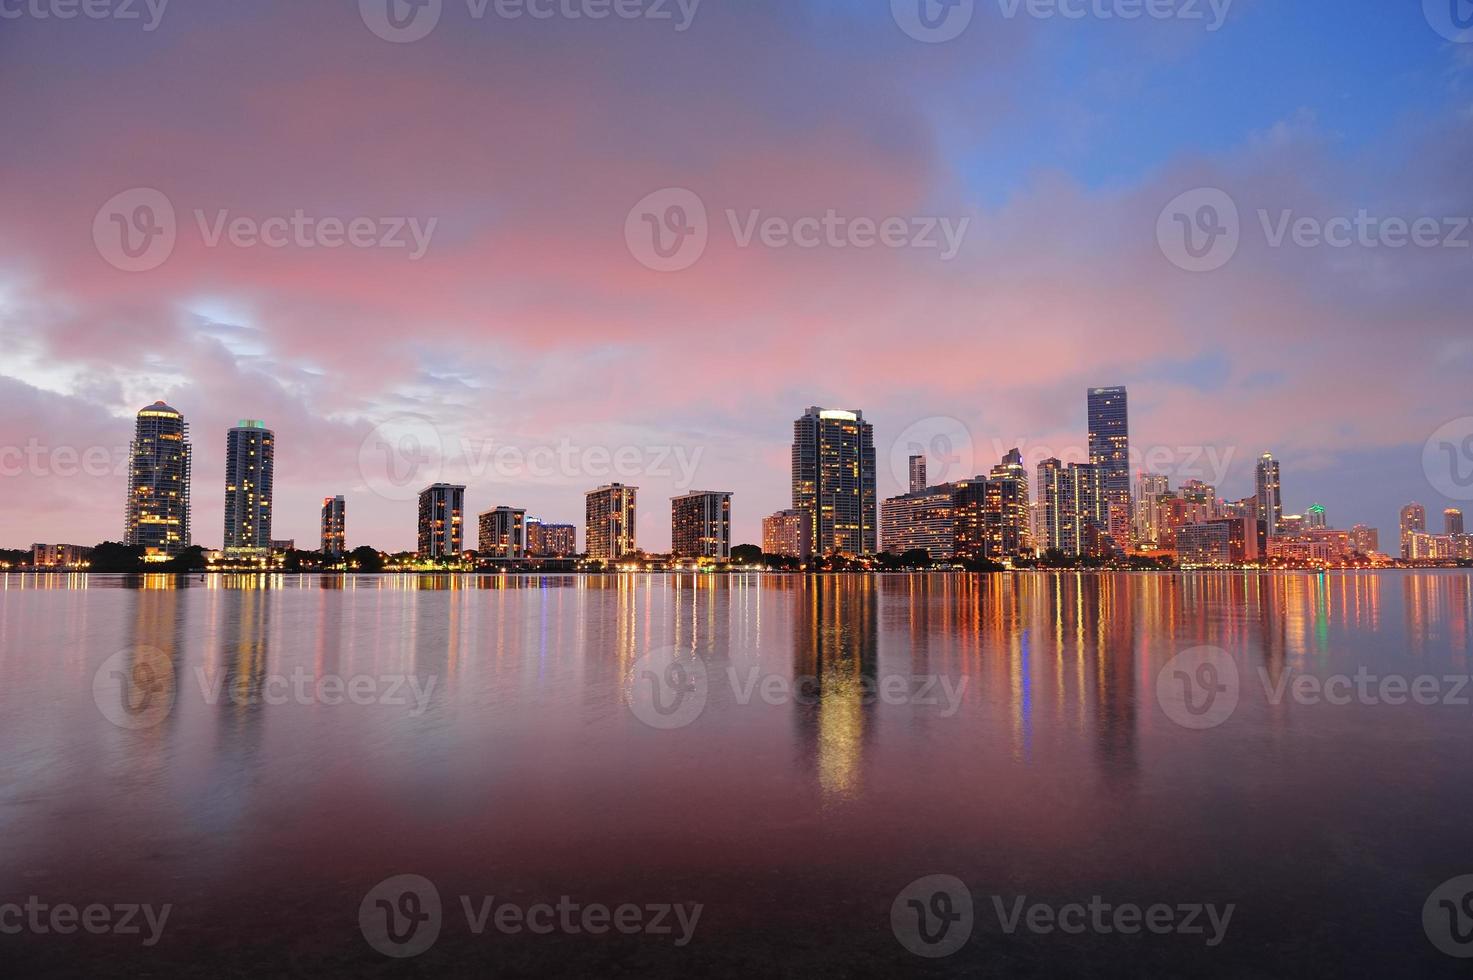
xmin=14 ymin=390 xmax=1462 ymax=559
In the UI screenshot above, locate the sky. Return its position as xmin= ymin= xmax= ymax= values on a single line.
xmin=1 ymin=0 xmax=1471 ymax=552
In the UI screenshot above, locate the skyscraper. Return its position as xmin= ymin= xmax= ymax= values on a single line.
xmin=1255 ymin=453 xmax=1283 ymax=536
xmin=791 ymin=407 xmax=877 ymax=557
xmin=1134 ymin=472 xmax=1170 ymax=548
xmin=1400 ymin=503 xmax=1427 ymax=560
xmin=984 ymin=448 xmax=1031 ymax=560
xmin=124 ymin=401 xmax=192 ymax=557
xmin=1087 ymin=386 xmax=1130 ymax=514
xmin=585 ymin=483 xmax=637 ymax=561
xmin=671 ymin=491 xmax=732 ymax=559
xmin=1446 ymin=508 xmax=1465 ymax=536
xmin=881 ymin=484 xmax=956 ymax=560
xmin=418 ymin=483 xmax=465 ymax=558
xmin=478 ymin=506 xmax=527 ymax=559
xmin=223 ymin=419 xmax=274 ymax=553
xmin=320 ymin=495 xmax=346 ymax=555
xmin=1306 ymin=503 xmax=1328 ymax=529
xmin=909 ymin=454 xmax=927 ymax=494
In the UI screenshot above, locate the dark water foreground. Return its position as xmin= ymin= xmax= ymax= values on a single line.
xmin=2 ymin=570 xmax=1471 ymax=977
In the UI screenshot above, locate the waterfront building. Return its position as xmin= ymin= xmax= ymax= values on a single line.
xmin=909 ymin=454 xmax=927 ymax=494
xmin=31 ymin=543 xmax=93 ymax=568
xmin=1400 ymin=503 xmax=1427 ymax=560
xmin=321 ymin=495 xmax=346 ymax=555
xmin=763 ymin=509 xmax=812 ymax=559
xmin=124 ymin=401 xmax=192 ymax=557
xmin=671 ymin=491 xmax=732 ymax=559
xmin=478 ymin=506 xmax=527 ymax=559
xmin=1087 ymin=386 xmax=1131 ymax=515
xmin=1036 ymin=458 xmax=1107 ymax=556
xmin=223 ymin=420 xmax=275 ymax=553
xmin=1255 ymin=453 xmax=1283 ymax=535
xmin=1350 ymin=524 xmax=1380 ymax=555
xmin=418 ymin=483 xmax=466 ymax=558
xmin=791 ymin=407 xmax=877 ymax=556
xmin=1446 ymin=508 xmax=1465 ymax=537
xmin=881 ymin=484 xmax=957 ymax=560
xmin=586 ymin=483 xmax=638 ymax=560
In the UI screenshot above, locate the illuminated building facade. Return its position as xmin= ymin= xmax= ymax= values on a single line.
xmin=909 ymin=454 xmax=927 ymax=494
xmin=1446 ymin=508 xmax=1465 ymax=536
xmin=223 ymin=420 xmax=275 ymax=553
xmin=1350 ymin=524 xmax=1380 ymax=555
xmin=1255 ymin=453 xmax=1283 ymax=535
xmin=31 ymin=543 xmax=92 ymax=568
xmin=1400 ymin=503 xmax=1427 ymax=559
xmin=1134 ymin=473 xmax=1170 ymax=547
xmin=1036 ymin=458 xmax=1107 ymax=556
xmin=762 ymin=509 xmax=811 ymax=559
xmin=524 ymin=520 xmax=576 ymax=557
xmin=671 ymin=491 xmax=732 ymax=559
xmin=124 ymin=401 xmax=192 ymax=557
xmin=478 ymin=506 xmax=527 ymax=559
xmin=417 ymin=483 xmax=465 ymax=558
xmin=1087 ymin=386 xmax=1131 ymax=515
xmin=791 ymin=407 xmax=877 ymax=556
xmin=880 ymin=485 xmax=956 ymax=560
xmin=1306 ymin=503 xmax=1328 ymax=529
xmin=585 ymin=483 xmax=637 ymax=560
xmin=984 ymin=448 xmax=1031 ymax=560
xmin=320 ymin=495 xmax=346 ymax=555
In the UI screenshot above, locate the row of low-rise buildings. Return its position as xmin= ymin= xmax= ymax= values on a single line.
xmin=412 ymin=482 xmax=732 ymax=562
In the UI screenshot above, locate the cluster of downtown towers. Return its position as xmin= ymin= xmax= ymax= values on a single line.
xmin=119 ymin=387 xmax=1295 ymax=564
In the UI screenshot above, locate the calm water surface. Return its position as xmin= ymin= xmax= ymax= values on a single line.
xmin=2 ymin=571 xmax=1472 ymax=977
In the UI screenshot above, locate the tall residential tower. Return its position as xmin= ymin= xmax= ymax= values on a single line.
xmin=124 ymin=401 xmax=192 ymax=557
xmin=791 ymin=406 xmax=877 ymax=557
xmin=223 ymin=420 xmax=275 ymax=552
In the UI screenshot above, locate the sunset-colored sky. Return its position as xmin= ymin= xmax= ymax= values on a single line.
xmin=2 ymin=0 xmax=1470 ymax=551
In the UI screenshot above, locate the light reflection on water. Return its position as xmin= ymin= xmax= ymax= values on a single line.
xmin=2 ymin=570 xmax=1472 ymax=975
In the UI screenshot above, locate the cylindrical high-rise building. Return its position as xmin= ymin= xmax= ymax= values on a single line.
xmin=124 ymin=401 xmax=192 ymax=557
xmin=224 ymin=420 xmax=275 ymax=552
